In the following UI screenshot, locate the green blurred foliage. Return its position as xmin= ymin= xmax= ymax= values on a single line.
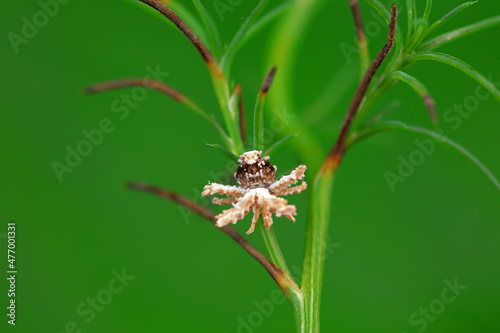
xmin=1 ymin=0 xmax=499 ymax=332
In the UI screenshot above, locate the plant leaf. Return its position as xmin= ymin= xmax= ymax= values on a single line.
xmin=423 ymin=0 xmax=432 ymax=21
xmin=192 ymin=0 xmax=223 ymax=58
xmin=419 ymin=15 xmax=500 ymax=51
xmin=406 ymin=51 xmax=500 ymax=102
xmin=347 ymin=120 xmax=500 ymax=191
xmin=207 ymin=143 xmax=239 ymax=164
xmin=404 ymin=19 xmax=428 ymax=54
xmin=406 ymin=0 xmax=417 ymax=40
xmin=422 ymin=1 xmax=477 ymax=40
xmin=220 ymin=0 xmax=270 ymax=75
xmin=385 ymin=71 xmax=437 ymax=124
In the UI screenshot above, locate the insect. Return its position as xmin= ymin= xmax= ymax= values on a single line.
xmin=202 ymin=150 xmax=307 ymax=234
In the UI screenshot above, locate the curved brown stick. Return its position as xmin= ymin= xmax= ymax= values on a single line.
xmin=138 ymin=0 xmax=214 ymax=63
xmin=85 ymin=78 xmax=183 ymax=101
xmin=324 ymin=5 xmax=398 ymax=172
xmin=127 ymin=181 xmax=290 ymax=288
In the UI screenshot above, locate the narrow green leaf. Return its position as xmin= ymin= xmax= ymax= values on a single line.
xmin=240 ymin=1 xmax=294 ymax=50
xmin=347 ymin=121 xmax=500 ymax=191
xmin=385 ymin=71 xmax=437 ymax=123
xmin=423 ymin=0 xmax=432 ymax=21
xmin=404 ymin=19 xmax=428 ymax=54
xmin=265 ymin=133 xmax=298 ymax=156
xmin=192 ymin=0 xmax=223 ymax=58
xmin=406 ymin=0 xmax=417 ymax=41
xmin=423 ymin=1 xmax=477 ymax=39
xmin=406 ymin=51 xmax=500 ymax=102
xmin=364 ymin=0 xmax=405 ymax=63
xmin=207 ymin=143 xmax=239 ymax=164
xmin=419 ymin=15 xmax=500 ymax=51
xmin=220 ymin=0 xmax=270 ymax=74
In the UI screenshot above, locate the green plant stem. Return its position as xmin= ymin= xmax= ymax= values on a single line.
xmin=259 ymin=226 xmax=304 ymax=333
xmin=260 ymin=226 xmax=292 ymax=277
xmin=207 ymin=62 xmax=245 ymax=155
xmin=301 ymin=166 xmax=335 ymax=333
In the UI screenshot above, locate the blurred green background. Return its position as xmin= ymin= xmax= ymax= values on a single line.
xmin=1 ymin=0 xmax=500 ymax=332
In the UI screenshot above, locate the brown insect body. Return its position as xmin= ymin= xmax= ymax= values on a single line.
xmin=236 ymin=159 xmax=276 ymax=189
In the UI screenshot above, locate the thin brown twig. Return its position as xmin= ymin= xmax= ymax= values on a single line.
xmin=138 ymin=0 xmax=214 ymax=63
xmin=324 ymin=5 xmax=398 ymax=171
xmin=348 ymin=0 xmax=369 ymax=71
xmin=235 ymin=84 xmax=246 ymax=147
xmin=85 ymin=78 xmax=183 ymax=101
xmin=261 ymin=67 xmax=277 ymax=94
xmin=127 ymin=181 xmax=291 ymax=288
xmin=254 ymin=67 xmax=277 ymax=150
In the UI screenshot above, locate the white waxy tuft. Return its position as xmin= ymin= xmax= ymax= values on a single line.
xmin=239 ymin=150 xmax=263 ymax=165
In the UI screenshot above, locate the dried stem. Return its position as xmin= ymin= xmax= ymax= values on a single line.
xmin=85 ymin=78 xmax=231 ymax=144
xmin=324 ymin=5 xmax=398 ymax=171
xmin=235 ymin=84 xmax=247 ymax=147
xmin=260 ymin=67 xmax=277 ymax=93
xmin=138 ymin=0 xmax=214 ymax=63
xmin=348 ymin=0 xmax=370 ymax=73
xmin=127 ymin=181 xmax=298 ymax=293
xmin=86 ymin=78 xmax=183 ymax=101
